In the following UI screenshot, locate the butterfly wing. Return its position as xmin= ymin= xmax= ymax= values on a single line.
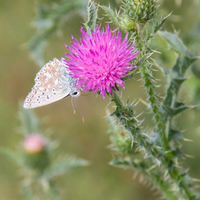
xmin=23 ymin=58 xmax=72 ymax=109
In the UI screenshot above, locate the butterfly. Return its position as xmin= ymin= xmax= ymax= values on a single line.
xmin=23 ymin=58 xmax=80 ymax=109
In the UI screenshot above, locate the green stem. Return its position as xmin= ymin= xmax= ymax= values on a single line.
xmin=43 ymin=179 xmax=63 ymax=200
xmin=113 ymin=159 xmax=179 ymax=200
xmin=110 ymin=91 xmax=199 ymax=200
xmin=140 ymin=64 xmax=169 ymax=151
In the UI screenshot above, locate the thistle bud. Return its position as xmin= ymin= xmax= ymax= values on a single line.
xmin=23 ymin=134 xmax=49 ymax=172
xmin=23 ymin=134 xmax=46 ymax=154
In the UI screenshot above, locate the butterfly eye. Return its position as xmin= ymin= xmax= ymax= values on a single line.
xmin=71 ymin=91 xmax=80 ymax=98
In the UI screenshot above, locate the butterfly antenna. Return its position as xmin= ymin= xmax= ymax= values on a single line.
xmin=71 ymin=97 xmax=85 ymax=122
xmin=71 ymin=97 xmax=76 ymax=114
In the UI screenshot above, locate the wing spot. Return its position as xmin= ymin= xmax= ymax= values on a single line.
xmin=32 ymin=90 xmax=37 ymax=94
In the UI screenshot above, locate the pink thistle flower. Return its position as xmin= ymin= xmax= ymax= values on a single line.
xmin=23 ymin=134 xmax=46 ymax=154
xmin=64 ymin=24 xmax=138 ymax=98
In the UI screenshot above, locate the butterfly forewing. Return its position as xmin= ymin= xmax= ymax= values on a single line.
xmin=23 ymin=58 xmax=72 ymax=109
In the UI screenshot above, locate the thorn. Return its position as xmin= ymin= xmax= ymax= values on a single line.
xmin=136 ymin=112 xmax=144 ymax=118
xmin=185 ymin=154 xmax=195 ymax=158
xmin=183 ymin=138 xmax=193 ymax=142
xmin=146 ymin=164 xmax=157 ymax=172
xmin=192 ymin=178 xmax=200 ymax=182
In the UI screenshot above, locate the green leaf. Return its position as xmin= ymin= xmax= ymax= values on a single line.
xmin=137 ymin=53 xmax=153 ymax=67
xmin=158 ymin=31 xmax=187 ymax=55
xmin=85 ymin=0 xmax=98 ymax=32
xmin=18 ymin=106 xmax=42 ymax=135
xmin=1 ymin=148 xmax=23 ymax=167
xmin=153 ymin=12 xmax=172 ymax=34
xmin=28 ymin=37 xmax=47 ymax=66
xmin=21 ymin=186 xmax=39 ymax=200
xmin=169 ymin=129 xmax=183 ymax=141
xmin=164 ymin=54 xmax=197 ymax=108
xmin=100 ymin=5 xmax=120 ymax=26
xmin=173 ymin=148 xmax=185 ymax=158
xmin=45 ymin=157 xmax=88 ymax=179
xmin=165 ymin=102 xmax=189 ymax=117
xmin=29 ymin=0 xmax=88 ymax=65
xmin=172 ymin=53 xmax=198 ymax=76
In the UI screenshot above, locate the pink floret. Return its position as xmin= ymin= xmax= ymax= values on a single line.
xmin=64 ymin=24 xmax=139 ymax=98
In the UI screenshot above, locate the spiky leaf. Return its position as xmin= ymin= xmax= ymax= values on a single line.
xmin=159 ymin=31 xmax=187 ymax=55
xmin=85 ymin=0 xmax=98 ymax=32
xmin=1 ymin=148 xmax=23 ymax=167
xmin=29 ymin=0 xmax=88 ymax=65
xmin=101 ymin=5 xmax=120 ymax=26
xmin=45 ymin=157 xmax=88 ymax=179
xmin=18 ymin=107 xmax=41 ymax=135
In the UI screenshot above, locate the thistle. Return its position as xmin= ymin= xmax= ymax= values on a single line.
xmin=64 ymin=24 xmax=138 ymax=98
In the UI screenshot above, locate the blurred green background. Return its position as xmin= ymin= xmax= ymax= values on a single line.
xmin=1 ymin=0 xmax=200 ymax=199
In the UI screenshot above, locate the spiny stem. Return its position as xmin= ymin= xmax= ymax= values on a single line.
xmin=45 ymin=179 xmax=63 ymax=200
xmin=140 ymin=64 xmax=169 ymax=151
xmin=110 ymin=91 xmax=199 ymax=200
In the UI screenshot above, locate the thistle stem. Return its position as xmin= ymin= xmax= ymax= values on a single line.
xmin=110 ymin=91 xmax=199 ymax=200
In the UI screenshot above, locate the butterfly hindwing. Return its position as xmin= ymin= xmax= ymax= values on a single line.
xmin=23 ymin=58 xmax=72 ymax=109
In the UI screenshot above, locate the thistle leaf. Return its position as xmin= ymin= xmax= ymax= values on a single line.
xmin=169 ymin=129 xmax=183 ymax=141
xmin=137 ymin=53 xmax=153 ymax=67
xmin=85 ymin=0 xmax=98 ymax=32
xmin=1 ymin=148 xmax=23 ymax=167
xmin=28 ymin=37 xmax=47 ymax=66
xmin=154 ymin=12 xmax=172 ymax=34
xmin=45 ymin=157 xmax=88 ymax=179
xmin=21 ymin=186 xmax=39 ymax=200
xmin=165 ymin=102 xmax=189 ymax=117
xmin=18 ymin=107 xmax=41 ymax=135
xmin=164 ymin=54 xmax=197 ymax=108
xmin=158 ymin=31 xmax=187 ymax=55
xmin=172 ymin=53 xmax=198 ymax=75
xmin=29 ymin=0 xmax=88 ymax=65
xmin=100 ymin=5 xmax=120 ymax=26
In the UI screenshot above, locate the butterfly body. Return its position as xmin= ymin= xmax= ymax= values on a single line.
xmin=23 ymin=58 xmax=80 ymax=109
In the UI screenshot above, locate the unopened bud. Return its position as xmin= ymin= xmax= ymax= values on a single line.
xmin=23 ymin=134 xmax=46 ymax=154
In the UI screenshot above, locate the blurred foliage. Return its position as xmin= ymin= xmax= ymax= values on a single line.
xmin=2 ymin=106 xmax=88 ymax=200
xmin=29 ymin=0 xmax=88 ymax=66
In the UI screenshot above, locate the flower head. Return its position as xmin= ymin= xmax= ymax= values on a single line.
xmin=64 ymin=24 xmax=138 ymax=98
xmin=23 ymin=134 xmax=46 ymax=154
